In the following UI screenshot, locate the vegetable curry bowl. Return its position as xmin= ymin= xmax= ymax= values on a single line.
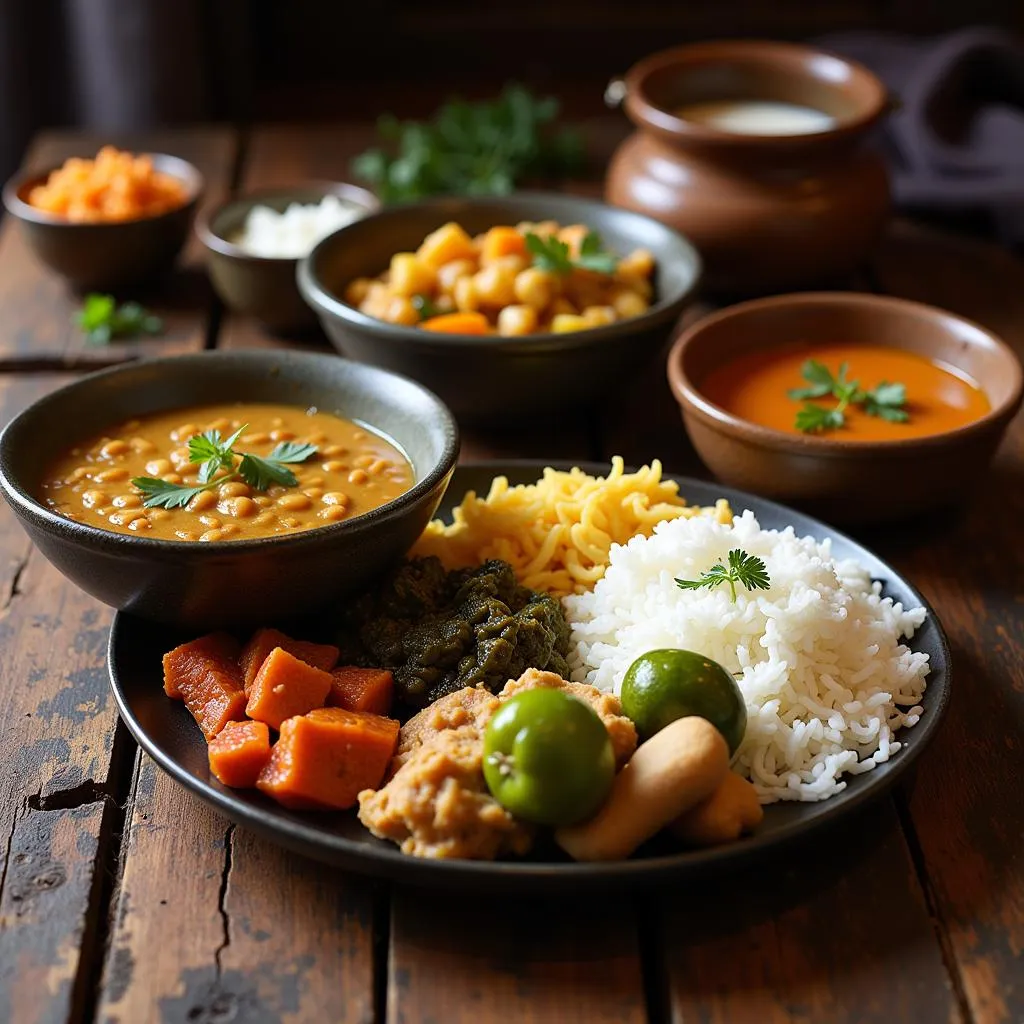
xmin=297 ymin=193 xmax=701 ymax=420
xmin=0 ymin=352 xmax=459 ymax=627
xmin=668 ymin=292 xmax=1023 ymax=524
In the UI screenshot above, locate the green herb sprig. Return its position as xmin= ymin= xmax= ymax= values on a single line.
xmin=789 ymin=360 xmax=909 ymax=434
xmin=411 ymin=294 xmax=443 ymax=320
xmin=75 ymin=293 xmax=163 ymax=346
xmin=131 ymin=426 xmax=317 ymax=509
xmin=352 ymin=84 xmax=583 ymax=203
xmin=676 ymin=549 xmax=771 ymax=603
xmin=524 ymin=230 xmax=618 ymax=276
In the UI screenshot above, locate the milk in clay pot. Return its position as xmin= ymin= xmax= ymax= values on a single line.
xmin=605 ymin=41 xmax=892 ymax=294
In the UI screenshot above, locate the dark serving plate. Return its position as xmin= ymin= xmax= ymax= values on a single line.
xmin=107 ymin=461 xmax=951 ymax=891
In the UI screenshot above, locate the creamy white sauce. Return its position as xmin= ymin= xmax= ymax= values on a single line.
xmin=675 ymin=100 xmax=835 ymax=136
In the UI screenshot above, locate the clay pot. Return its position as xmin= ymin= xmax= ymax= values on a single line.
xmin=606 ymin=41 xmax=891 ymax=294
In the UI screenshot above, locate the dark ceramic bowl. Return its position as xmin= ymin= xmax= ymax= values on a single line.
xmin=296 ymin=192 xmax=702 ymax=421
xmin=198 ymin=183 xmax=379 ymax=334
xmin=0 ymin=351 xmax=459 ymax=628
xmin=2 ymin=153 xmax=203 ymax=290
xmin=667 ymin=292 xmax=1024 ymax=524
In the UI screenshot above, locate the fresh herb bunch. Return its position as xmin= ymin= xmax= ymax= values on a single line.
xmin=131 ymin=426 xmax=317 ymax=509
xmin=75 ymin=293 xmax=163 ymax=346
xmin=789 ymin=360 xmax=908 ymax=434
xmin=352 ymin=84 xmax=583 ymax=203
xmin=676 ymin=549 xmax=771 ymax=603
xmin=524 ymin=231 xmax=618 ymax=275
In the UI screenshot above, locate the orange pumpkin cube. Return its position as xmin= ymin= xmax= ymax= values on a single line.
xmin=162 ymin=633 xmax=246 ymax=740
xmin=208 ymin=720 xmax=272 ymax=788
xmin=327 ymin=667 xmax=394 ymax=716
xmin=245 ymin=647 xmax=334 ymax=730
xmin=239 ymin=627 xmax=340 ymax=693
xmin=256 ymin=707 xmax=399 ymax=810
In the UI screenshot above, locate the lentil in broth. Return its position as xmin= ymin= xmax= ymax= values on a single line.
xmin=700 ymin=343 xmax=991 ymax=441
xmin=39 ymin=403 xmax=414 ymax=541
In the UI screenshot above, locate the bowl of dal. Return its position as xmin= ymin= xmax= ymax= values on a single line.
xmin=667 ymin=291 xmax=1023 ymax=523
xmin=0 ymin=351 xmax=458 ymax=627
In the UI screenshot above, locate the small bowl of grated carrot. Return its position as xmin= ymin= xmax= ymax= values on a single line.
xmin=3 ymin=145 xmax=203 ymax=290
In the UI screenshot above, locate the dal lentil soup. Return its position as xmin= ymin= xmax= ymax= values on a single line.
xmin=39 ymin=404 xmax=413 ymax=541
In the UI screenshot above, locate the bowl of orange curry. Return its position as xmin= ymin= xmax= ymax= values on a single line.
xmin=667 ymin=292 xmax=1023 ymax=523
xmin=0 ymin=350 xmax=459 ymax=627
xmin=2 ymin=146 xmax=203 ymax=289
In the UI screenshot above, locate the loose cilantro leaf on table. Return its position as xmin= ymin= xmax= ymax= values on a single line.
xmin=75 ymin=293 xmax=163 ymax=345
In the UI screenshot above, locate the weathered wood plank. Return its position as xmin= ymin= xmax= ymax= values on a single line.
xmin=657 ymin=803 xmax=960 ymax=1024
xmin=869 ymin=220 xmax=1024 ymax=1024
xmin=0 ymin=801 xmax=109 ymax=1024
xmin=98 ymin=759 xmax=376 ymax=1024
xmin=0 ymin=127 xmax=236 ymax=367
xmin=388 ymin=888 xmax=647 ymax=1024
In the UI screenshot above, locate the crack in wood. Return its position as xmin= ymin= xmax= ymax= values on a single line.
xmin=2 ymin=545 xmax=31 ymax=611
xmin=27 ymin=782 xmax=119 ymax=814
xmin=893 ymin=788 xmax=974 ymax=1024
xmin=0 ymin=802 xmax=23 ymax=906
xmin=214 ymin=823 xmax=234 ymax=978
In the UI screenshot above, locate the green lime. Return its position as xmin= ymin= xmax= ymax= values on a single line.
xmin=621 ymin=649 xmax=747 ymax=753
xmin=482 ymin=688 xmax=615 ymax=826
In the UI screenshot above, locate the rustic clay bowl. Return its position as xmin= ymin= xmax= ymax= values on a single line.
xmin=198 ymin=182 xmax=379 ymax=334
xmin=2 ymin=153 xmax=203 ymax=290
xmin=0 ymin=351 xmax=458 ymax=628
xmin=667 ymin=292 xmax=1023 ymax=524
xmin=606 ymin=40 xmax=891 ymax=294
xmin=296 ymin=192 xmax=702 ymax=421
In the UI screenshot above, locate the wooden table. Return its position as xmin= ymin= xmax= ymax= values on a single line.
xmin=0 ymin=123 xmax=1021 ymax=1024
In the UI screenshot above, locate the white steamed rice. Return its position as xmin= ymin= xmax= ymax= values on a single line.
xmin=564 ymin=510 xmax=929 ymax=803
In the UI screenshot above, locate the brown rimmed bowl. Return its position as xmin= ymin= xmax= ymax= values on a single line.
xmin=2 ymin=153 xmax=204 ymax=290
xmin=296 ymin=192 xmax=702 ymax=421
xmin=197 ymin=182 xmax=379 ymax=334
xmin=667 ymin=292 xmax=1023 ymax=524
xmin=0 ymin=350 xmax=458 ymax=628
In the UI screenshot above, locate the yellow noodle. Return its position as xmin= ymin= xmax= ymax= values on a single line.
xmin=412 ymin=457 xmax=733 ymax=597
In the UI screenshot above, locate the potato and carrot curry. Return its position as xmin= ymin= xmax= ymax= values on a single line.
xmin=39 ymin=403 xmax=413 ymax=541
xmin=344 ymin=220 xmax=656 ymax=335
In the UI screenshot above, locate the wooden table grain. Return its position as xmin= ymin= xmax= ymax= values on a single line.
xmin=0 ymin=123 xmax=1020 ymax=1024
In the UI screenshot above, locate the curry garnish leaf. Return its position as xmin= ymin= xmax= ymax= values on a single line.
xmin=676 ymin=549 xmax=771 ymax=603
xmin=788 ymin=359 xmax=909 ymax=433
xmin=412 ymin=293 xmax=443 ymax=320
xmin=132 ymin=477 xmax=213 ymax=510
xmin=525 ymin=230 xmax=619 ymax=276
xmin=575 ymin=231 xmax=619 ymax=274
xmin=131 ymin=428 xmax=317 ymax=509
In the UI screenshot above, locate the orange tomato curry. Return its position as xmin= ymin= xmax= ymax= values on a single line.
xmin=700 ymin=343 xmax=990 ymax=441
xmin=39 ymin=403 xmax=413 ymax=541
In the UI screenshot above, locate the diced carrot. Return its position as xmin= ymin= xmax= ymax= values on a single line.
xmin=256 ymin=707 xmax=400 ymax=810
xmin=239 ymin=627 xmax=340 ymax=693
xmin=416 ymin=222 xmax=478 ymax=268
xmin=328 ymin=667 xmax=394 ymax=716
xmin=163 ymin=632 xmax=240 ymax=698
xmin=208 ymin=720 xmax=272 ymax=788
xmin=162 ymin=634 xmax=246 ymax=740
xmin=480 ymin=225 xmax=528 ymax=264
xmin=420 ymin=311 xmax=491 ymax=334
xmin=245 ymin=647 xmax=334 ymax=730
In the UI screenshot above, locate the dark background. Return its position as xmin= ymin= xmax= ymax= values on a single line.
xmin=1 ymin=0 xmax=1022 ymax=182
